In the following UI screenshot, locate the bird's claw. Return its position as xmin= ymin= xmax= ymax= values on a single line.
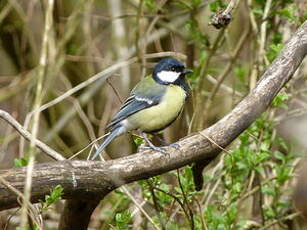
xmin=151 ymin=145 xmax=167 ymax=154
xmin=168 ymin=143 xmax=180 ymax=150
xmin=155 ymin=136 xmax=180 ymax=150
xmin=139 ymin=142 xmax=179 ymax=154
xmin=139 ymin=145 xmax=168 ymax=155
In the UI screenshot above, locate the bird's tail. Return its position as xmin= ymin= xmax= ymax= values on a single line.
xmin=91 ymin=126 xmax=125 ymax=160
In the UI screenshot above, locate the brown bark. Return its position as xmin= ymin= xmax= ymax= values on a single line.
xmin=58 ymin=199 xmax=101 ymax=230
xmin=0 ymin=21 xmax=306 ymax=230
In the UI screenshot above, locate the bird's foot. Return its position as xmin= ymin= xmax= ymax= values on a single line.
xmin=155 ymin=136 xmax=180 ymax=150
xmin=139 ymin=132 xmax=169 ymax=155
xmin=140 ymin=145 xmax=167 ymax=154
xmin=168 ymin=142 xmax=180 ymax=150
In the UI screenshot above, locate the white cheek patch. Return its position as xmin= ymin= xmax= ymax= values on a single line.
xmin=157 ymin=71 xmax=180 ymax=83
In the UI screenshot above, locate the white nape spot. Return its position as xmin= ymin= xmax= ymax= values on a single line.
xmin=135 ymin=96 xmax=153 ymax=105
xmin=157 ymin=71 xmax=180 ymax=83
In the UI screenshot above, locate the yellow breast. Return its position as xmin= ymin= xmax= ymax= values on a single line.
xmin=127 ymin=85 xmax=186 ymax=132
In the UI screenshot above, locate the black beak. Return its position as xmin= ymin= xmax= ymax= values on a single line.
xmin=183 ymin=69 xmax=193 ymax=74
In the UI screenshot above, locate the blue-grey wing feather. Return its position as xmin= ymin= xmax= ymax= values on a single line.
xmin=106 ymin=77 xmax=166 ymax=130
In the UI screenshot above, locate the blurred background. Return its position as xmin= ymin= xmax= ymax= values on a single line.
xmin=0 ymin=0 xmax=307 ymax=229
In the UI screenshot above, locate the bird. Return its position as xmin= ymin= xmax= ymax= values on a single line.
xmin=91 ymin=57 xmax=193 ymax=160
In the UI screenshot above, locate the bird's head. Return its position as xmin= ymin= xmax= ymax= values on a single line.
xmin=153 ymin=58 xmax=193 ymax=84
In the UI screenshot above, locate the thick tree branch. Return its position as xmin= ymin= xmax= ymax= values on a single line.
xmin=0 ymin=21 xmax=306 ymax=228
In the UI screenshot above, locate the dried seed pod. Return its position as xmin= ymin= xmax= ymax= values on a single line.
xmin=210 ymin=11 xmax=232 ymax=29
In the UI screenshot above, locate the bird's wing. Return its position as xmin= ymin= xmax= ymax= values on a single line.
xmin=106 ymin=77 xmax=166 ymax=130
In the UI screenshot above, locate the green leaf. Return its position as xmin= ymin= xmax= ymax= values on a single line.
xmin=274 ymin=151 xmax=285 ymax=162
xmin=234 ymin=65 xmax=247 ymax=83
xmin=144 ymin=0 xmax=158 ymax=12
xmin=191 ymin=0 xmax=202 ymax=8
xmin=251 ymin=8 xmax=263 ymax=15
xmin=235 ymin=162 xmax=247 ymax=170
xmin=114 ymin=210 xmax=132 ymax=230
xmin=260 ymin=141 xmax=270 ymax=152
xmin=276 ymin=6 xmax=297 ymax=21
xmin=14 ymin=157 xmax=28 ymax=168
xmin=264 ymin=205 xmax=277 ymax=220
xmin=133 ymin=136 xmax=144 ymax=147
xmin=254 ymin=0 xmax=266 ymax=7
xmin=267 ymin=43 xmax=284 ymax=62
xmin=41 ymin=185 xmax=64 ymax=210
xmin=272 ymin=32 xmax=283 ymax=44
xmin=173 ymin=0 xmax=193 ymax=10
xmin=272 ymin=92 xmax=288 ymax=108
xmin=262 ymin=186 xmax=275 ymax=196
xmin=209 ymin=0 xmax=225 ymax=13
xmin=280 ymin=0 xmax=294 ymax=3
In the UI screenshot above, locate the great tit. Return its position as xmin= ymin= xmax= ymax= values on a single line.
xmin=91 ymin=58 xmax=192 ymax=160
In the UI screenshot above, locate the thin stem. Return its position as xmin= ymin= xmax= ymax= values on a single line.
xmin=176 ymin=169 xmax=195 ymax=230
xmin=0 ymin=110 xmax=64 ymax=161
xmin=147 ymin=181 xmax=166 ymax=230
xmin=20 ymin=1 xmax=55 ymax=227
xmin=153 ymin=187 xmax=192 ymax=228
xmin=203 ymin=23 xmax=251 ymax=125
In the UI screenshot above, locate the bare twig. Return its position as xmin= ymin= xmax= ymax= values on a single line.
xmin=153 ymin=187 xmax=191 ymax=228
xmin=146 ymin=181 xmax=166 ymax=230
xmin=0 ymin=176 xmax=42 ymax=229
xmin=121 ymin=186 xmax=161 ymax=230
xmin=192 ymin=28 xmax=226 ymax=132
xmin=259 ymin=212 xmax=300 ymax=230
xmin=0 ymin=110 xmax=65 ymax=161
xmin=21 ymin=1 xmax=55 ymax=226
xmin=176 ymin=169 xmax=195 ymax=230
xmin=206 ymin=74 xmax=243 ymax=97
xmin=108 ymin=0 xmax=131 ymax=93
xmin=203 ymin=23 xmax=250 ymax=125
xmin=258 ymin=0 xmax=272 ymax=68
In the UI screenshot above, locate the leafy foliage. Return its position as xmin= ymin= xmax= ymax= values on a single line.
xmin=113 ymin=211 xmax=132 ymax=230
xmin=14 ymin=157 xmax=28 ymax=168
xmin=40 ymin=185 xmax=64 ymax=211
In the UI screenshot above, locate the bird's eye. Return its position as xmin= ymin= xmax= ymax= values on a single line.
xmin=171 ymin=67 xmax=175 ymax=71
